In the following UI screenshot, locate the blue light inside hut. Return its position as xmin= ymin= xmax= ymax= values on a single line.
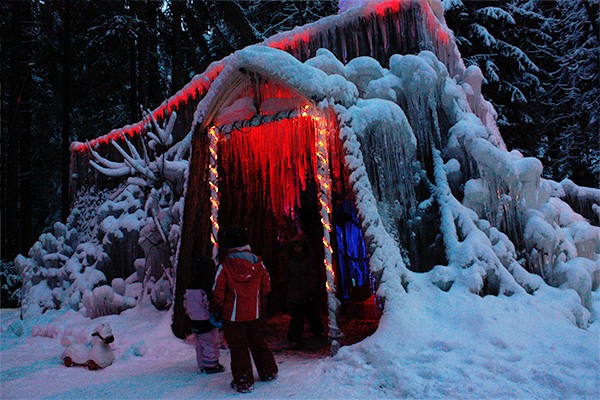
xmin=334 ymin=198 xmax=371 ymax=302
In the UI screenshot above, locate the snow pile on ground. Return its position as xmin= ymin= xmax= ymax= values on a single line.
xmin=15 ymin=188 xmax=144 ymax=319
xmin=2 ymin=285 xmax=598 ymax=399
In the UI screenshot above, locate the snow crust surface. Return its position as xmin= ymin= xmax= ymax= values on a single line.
xmin=1 ymin=289 xmax=598 ymax=399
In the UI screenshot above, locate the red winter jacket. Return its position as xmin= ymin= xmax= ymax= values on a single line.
xmin=212 ymin=249 xmax=271 ymax=322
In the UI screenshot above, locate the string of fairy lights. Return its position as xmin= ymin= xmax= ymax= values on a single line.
xmin=207 ymin=104 xmax=342 ymax=339
xmin=309 ymin=106 xmax=343 ymax=339
xmin=208 ymin=126 xmax=220 ymax=261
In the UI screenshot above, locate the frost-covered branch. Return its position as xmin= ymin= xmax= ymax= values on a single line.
xmin=89 ymin=111 xmax=186 ymax=192
xmin=144 ymin=108 xmax=174 ymax=149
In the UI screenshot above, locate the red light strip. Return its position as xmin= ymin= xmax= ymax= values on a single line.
xmin=72 ymin=66 xmax=223 ymax=153
xmin=75 ymin=0 xmax=451 ymax=156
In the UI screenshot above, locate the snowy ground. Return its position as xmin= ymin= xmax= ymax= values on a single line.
xmin=1 ymin=287 xmax=598 ymax=399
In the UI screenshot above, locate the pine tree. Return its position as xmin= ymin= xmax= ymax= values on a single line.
xmin=444 ymin=0 xmax=598 ymax=186
xmin=443 ymin=0 xmax=545 ymax=156
xmin=541 ymin=0 xmax=599 ymax=186
xmin=1 ymin=0 xmax=34 ymax=260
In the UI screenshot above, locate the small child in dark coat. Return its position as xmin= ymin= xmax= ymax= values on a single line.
xmin=184 ymin=256 xmax=225 ymax=374
xmin=283 ymin=234 xmax=324 ymax=348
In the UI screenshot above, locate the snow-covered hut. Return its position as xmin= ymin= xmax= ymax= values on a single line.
xmin=66 ymin=0 xmax=599 ymax=342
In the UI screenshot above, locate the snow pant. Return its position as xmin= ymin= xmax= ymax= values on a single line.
xmin=194 ymin=328 xmax=220 ymax=369
xmin=223 ymin=319 xmax=278 ymax=388
xmin=287 ymin=301 xmax=324 ymax=344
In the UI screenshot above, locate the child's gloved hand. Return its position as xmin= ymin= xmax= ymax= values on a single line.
xmin=209 ymin=313 xmax=223 ymax=328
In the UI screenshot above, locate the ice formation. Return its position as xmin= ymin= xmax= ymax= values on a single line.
xmin=181 ymin=41 xmax=598 ymax=327
xmin=18 ymin=0 xmax=598 ymax=334
xmin=17 ymin=113 xmax=186 ymax=318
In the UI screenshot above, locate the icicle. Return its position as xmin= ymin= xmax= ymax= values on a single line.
xmin=219 ymin=112 xmax=321 ymax=222
xmin=344 ymin=99 xmax=418 ymax=258
xmin=378 ymin=12 xmax=389 ymax=60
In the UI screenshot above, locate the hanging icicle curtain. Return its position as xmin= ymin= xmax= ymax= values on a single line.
xmin=219 ymin=115 xmax=318 ymax=222
xmin=212 ymin=106 xmax=345 ymax=231
xmin=195 ymin=67 xmax=343 ymax=251
xmin=266 ymin=0 xmax=455 ymax=72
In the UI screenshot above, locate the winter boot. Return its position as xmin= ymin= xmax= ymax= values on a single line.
xmin=231 ymin=381 xmax=254 ymax=393
xmin=204 ymin=363 xmax=225 ymax=374
xmin=260 ymin=372 xmax=278 ymax=382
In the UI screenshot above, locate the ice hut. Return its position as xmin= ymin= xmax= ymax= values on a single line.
xmin=68 ymin=0 xmax=600 ymax=342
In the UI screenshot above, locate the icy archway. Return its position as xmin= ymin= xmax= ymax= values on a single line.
xmin=176 ymin=43 xmax=599 ymax=331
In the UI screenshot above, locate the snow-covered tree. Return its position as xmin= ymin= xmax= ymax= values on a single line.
xmin=540 ymin=0 xmax=599 ymax=186
xmin=1 ymin=260 xmax=22 ymax=308
xmin=16 ymin=183 xmax=154 ymax=318
xmin=443 ymin=0 xmax=598 ymax=186
xmin=443 ymin=0 xmax=546 ymax=155
xmin=89 ymin=110 xmax=188 ymax=310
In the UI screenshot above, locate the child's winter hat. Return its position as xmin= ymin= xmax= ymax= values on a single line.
xmin=222 ymin=226 xmax=249 ymax=249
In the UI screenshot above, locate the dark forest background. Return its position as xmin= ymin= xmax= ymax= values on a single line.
xmin=1 ymin=0 xmax=598 ymax=264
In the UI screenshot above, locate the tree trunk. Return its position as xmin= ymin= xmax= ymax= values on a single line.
xmin=0 ymin=1 xmax=15 ymax=259
xmin=169 ymin=0 xmax=185 ymax=92
xmin=146 ymin=3 xmax=162 ymax=107
xmin=129 ymin=35 xmax=138 ymax=121
xmin=211 ymin=1 xmax=259 ymax=50
xmin=3 ymin=0 xmax=33 ymax=258
xmin=133 ymin=0 xmax=162 ymax=110
xmin=61 ymin=0 xmax=71 ymax=221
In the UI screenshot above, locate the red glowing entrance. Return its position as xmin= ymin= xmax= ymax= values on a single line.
xmin=216 ymin=115 xmax=330 ymax=254
xmin=212 ymin=104 xmax=345 ymax=339
xmin=173 ymin=72 xmax=378 ymax=344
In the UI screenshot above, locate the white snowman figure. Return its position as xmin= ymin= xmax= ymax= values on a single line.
xmin=61 ymin=323 xmax=115 ymax=370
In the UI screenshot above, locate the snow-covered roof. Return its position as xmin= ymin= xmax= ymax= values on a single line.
xmin=70 ymin=0 xmax=460 ymax=154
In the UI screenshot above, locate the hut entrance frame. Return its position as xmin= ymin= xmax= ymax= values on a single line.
xmin=175 ymin=69 xmax=379 ymax=343
xmin=206 ymin=99 xmax=344 ymax=340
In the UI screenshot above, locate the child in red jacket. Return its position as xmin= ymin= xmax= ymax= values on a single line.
xmin=212 ymin=227 xmax=278 ymax=393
